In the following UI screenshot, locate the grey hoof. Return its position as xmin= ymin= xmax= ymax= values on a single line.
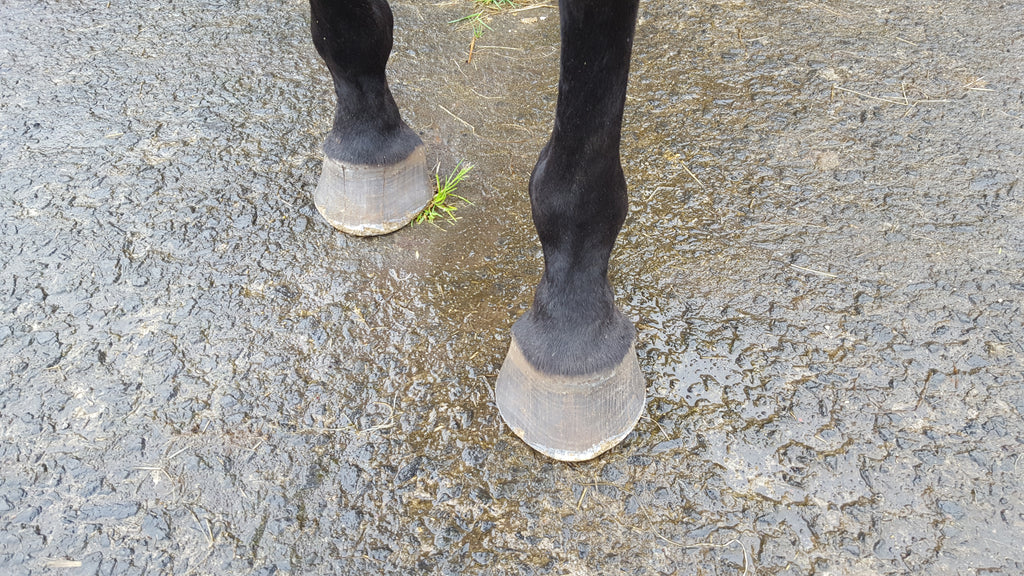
xmin=495 ymin=336 xmax=645 ymax=461
xmin=314 ymin=145 xmax=430 ymax=236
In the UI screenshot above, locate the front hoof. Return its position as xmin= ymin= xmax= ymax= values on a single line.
xmin=314 ymin=145 xmax=430 ymax=236
xmin=495 ymin=336 xmax=645 ymax=461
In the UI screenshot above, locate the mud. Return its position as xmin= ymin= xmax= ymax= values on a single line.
xmin=2 ymin=0 xmax=1023 ymax=574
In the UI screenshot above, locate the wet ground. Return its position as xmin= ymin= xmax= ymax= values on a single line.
xmin=2 ymin=0 xmax=1023 ymax=574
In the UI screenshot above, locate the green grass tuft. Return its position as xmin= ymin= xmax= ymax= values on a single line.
xmin=416 ymin=162 xmax=474 ymax=226
xmin=451 ymin=0 xmax=516 ymax=39
xmin=452 ymin=1 xmax=521 ymax=62
xmin=449 ymin=11 xmax=492 ymax=38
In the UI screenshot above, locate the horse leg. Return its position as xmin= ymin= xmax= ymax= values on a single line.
xmin=308 ymin=0 xmax=429 ymax=235
xmin=496 ymin=0 xmax=644 ymax=461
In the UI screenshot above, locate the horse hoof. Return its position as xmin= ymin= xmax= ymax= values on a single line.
xmin=314 ymin=145 xmax=430 ymax=236
xmin=495 ymin=336 xmax=645 ymax=461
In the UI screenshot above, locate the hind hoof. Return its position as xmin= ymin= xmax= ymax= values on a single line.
xmin=314 ymin=145 xmax=430 ymax=236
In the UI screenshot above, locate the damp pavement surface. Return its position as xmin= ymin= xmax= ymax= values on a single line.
xmin=2 ymin=0 xmax=1023 ymax=574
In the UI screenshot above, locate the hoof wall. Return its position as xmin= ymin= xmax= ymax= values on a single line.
xmin=495 ymin=337 xmax=645 ymax=461
xmin=314 ymin=146 xmax=430 ymax=236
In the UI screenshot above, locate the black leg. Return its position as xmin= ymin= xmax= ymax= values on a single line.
xmin=496 ymin=0 xmax=644 ymax=461
xmin=309 ymin=0 xmax=430 ymax=235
